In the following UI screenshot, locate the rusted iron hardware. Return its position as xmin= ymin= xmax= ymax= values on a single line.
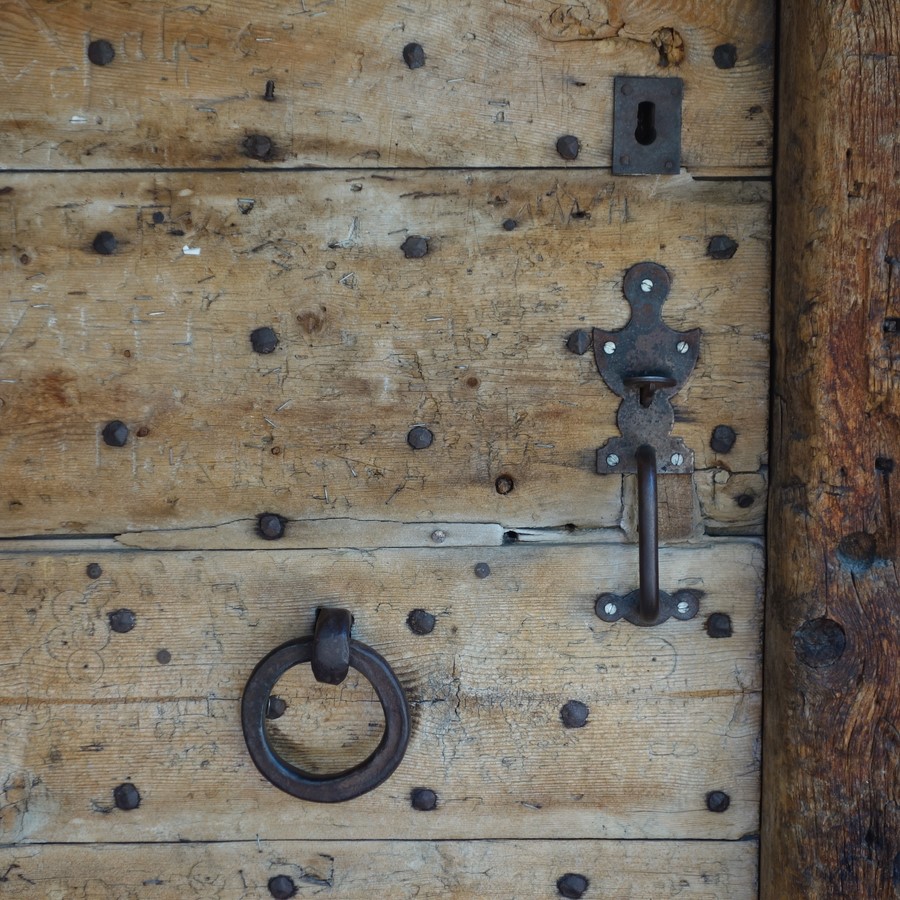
xmin=612 ymin=76 xmax=683 ymax=175
xmin=568 ymin=261 xmax=702 ymax=626
xmin=242 ymin=607 xmax=410 ymax=802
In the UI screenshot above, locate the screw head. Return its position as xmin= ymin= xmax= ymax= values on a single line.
xmin=402 ymin=42 xmax=426 ymax=69
xmin=619 ymin=154 xmax=631 ymax=166
xmin=430 ymin=529 xmax=447 ymax=544
xmin=606 ymin=453 xmax=619 ymax=467
xmin=676 ymin=340 xmax=690 ymax=354
xmin=604 ymin=602 xmax=617 ymax=616
xmin=258 ymin=513 xmax=286 ymax=540
xmin=603 ymin=341 xmax=616 ymax=355
xmin=102 ymin=420 xmax=129 ymax=447
xmin=664 ymin=160 xmax=675 ymax=171
xmin=557 ymin=873 xmax=590 ymax=899
xmin=555 ymin=134 xmax=581 ymax=160
xmin=640 ymin=278 xmax=654 ymax=293
xmin=113 ymin=783 xmax=140 ymax=811
xmin=401 ymin=235 xmax=429 ymax=258
xmin=560 ymin=700 xmax=589 ymax=729
xmin=411 ymin=787 xmax=438 ymax=811
xmin=677 ymin=600 xmax=690 ymax=615
xmin=250 ymin=326 xmax=279 ymax=355
xmin=108 ymin=608 xmax=136 ymax=634
xmin=267 ymin=875 xmax=298 ymax=899
xmin=670 ymin=453 xmax=684 ymax=466
xmin=87 ymin=39 xmax=116 ymax=66
xmin=92 ymin=231 xmax=118 ymax=255
xmin=407 ymin=608 xmax=436 ymax=635
xmin=474 ymin=562 xmax=491 ymax=578
xmin=706 ymin=790 xmax=731 ymax=813
xmin=407 ymin=426 xmax=434 ymax=450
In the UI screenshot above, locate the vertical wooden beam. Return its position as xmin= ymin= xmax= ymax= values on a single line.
xmin=764 ymin=1 xmax=900 ymax=896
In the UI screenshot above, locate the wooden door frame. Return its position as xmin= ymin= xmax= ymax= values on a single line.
xmin=763 ymin=1 xmax=898 ymax=895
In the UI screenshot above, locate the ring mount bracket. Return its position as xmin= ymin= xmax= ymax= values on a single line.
xmin=242 ymin=608 xmax=410 ymax=802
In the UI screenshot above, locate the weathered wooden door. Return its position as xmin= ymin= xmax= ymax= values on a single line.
xmin=0 ymin=2 xmax=772 ymax=896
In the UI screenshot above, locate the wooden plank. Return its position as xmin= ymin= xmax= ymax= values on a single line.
xmin=0 ymin=0 xmax=773 ymax=172
xmin=0 ymin=170 xmax=770 ymax=539
xmin=0 ymin=542 xmax=762 ymax=842
xmin=762 ymin=0 xmax=900 ymax=897
xmin=0 ymin=840 xmax=759 ymax=899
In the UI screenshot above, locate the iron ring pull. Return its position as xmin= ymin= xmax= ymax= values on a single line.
xmin=241 ymin=608 xmax=411 ymax=803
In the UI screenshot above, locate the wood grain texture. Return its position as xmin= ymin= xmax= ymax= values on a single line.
xmin=0 ymin=840 xmax=759 ymax=899
xmin=0 ymin=542 xmax=762 ymax=842
xmin=0 ymin=0 xmax=773 ymax=172
xmin=762 ymin=0 xmax=900 ymax=897
xmin=0 ymin=170 xmax=770 ymax=539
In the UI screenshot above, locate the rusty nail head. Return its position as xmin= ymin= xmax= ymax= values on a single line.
xmin=93 ymin=231 xmax=118 ymax=255
xmin=557 ymin=873 xmax=590 ymax=899
xmin=706 ymin=790 xmax=731 ymax=812
xmin=735 ymin=493 xmax=755 ymax=508
xmin=411 ymin=787 xmax=438 ymax=811
xmin=495 ymin=474 xmax=515 ymax=495
xmin=407 ymin=609 xmax=436 ymax=635
xmin=556 ymin=135 xmax=581 ymax=160
xmin=402 ymin=42 xmax=426 ymax=69
xmin=706 ymin=612 xmax=733 ymax=638
xmin=407 ymin=426 xmax=434 ymax=449
xmin=267 ymin=875 xmax=298 ymax=899
xmin=156 ymin=649 xmax=171 ymax=665
xmin=243 ymin=134 xmax=274 ymax=161
xmin=102 ymin=420 xmax=129 ymax=447
xmin=113 ymin=783 xmax=140 ymax=810
xmin=566 ymin=329 xmax=592 ymax=355
xmin=88 ymin=40 xmax=116 ymax=66
xmin=707 ymin=234 xmax=739 ymax=259
xmin=250 ymin=326 xmax=279 ymax=354
xmin=430 ymin=529 xmax=447 ymax=544
xmin=474 ymin=562 xmax=491 ymax=578
xmin=266 ymin=696 xmax=287 ymax=719
xmin=793 ymin=617 xmax=846 ymax=668
xmin=258 ymin=513 xmax=286 ymax=540
xmin=264 ymin=80 xmax=275 ymax=101
xmin=109 ymin=609 xmax=136 ymax=634
xmin=401 ymin=235 xmax=429 ymax=258
xmin=86 ymin=563 xmax=103 ymax=580
xmin=710 ymin=425 xmax=737 ymax=453
xmin=560 ymin=700 xmax=589 ymax=729
xmin=713 ymin=44 xmax=738 ymax=69
xmin=502 ymin=218 xmax=518 ymax=231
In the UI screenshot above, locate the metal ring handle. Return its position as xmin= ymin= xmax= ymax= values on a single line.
xmin=242 ymin=634 xmax=410 ymax=803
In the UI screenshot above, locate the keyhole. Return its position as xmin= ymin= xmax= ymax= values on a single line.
xmin=635 ymin=101 xmax=657 ymax=146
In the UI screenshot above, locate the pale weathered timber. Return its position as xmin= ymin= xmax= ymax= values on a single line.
xmin=761 ymin=0 xmax=900 ymax=897
xmin=0 ymin=0 xmax=773 ymax=173
xmin=695 ymin=470 xmax=766 ymax=536
xmin=0 ymin=170 xmax=770 ymax=539
xmin=0 ymin=840 xmax=759 ymax=899
xmin=0 ymin=542 xmax=762 ymax=842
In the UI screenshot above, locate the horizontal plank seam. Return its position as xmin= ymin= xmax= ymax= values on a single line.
xmin=0 ymin=836 xmax=760 ymax=849
xmin=0 ymin=165 xmax=773 ymax=178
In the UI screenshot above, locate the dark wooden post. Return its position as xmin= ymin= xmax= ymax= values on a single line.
xmin=763 ymin=1 xmax=899 ymax=896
